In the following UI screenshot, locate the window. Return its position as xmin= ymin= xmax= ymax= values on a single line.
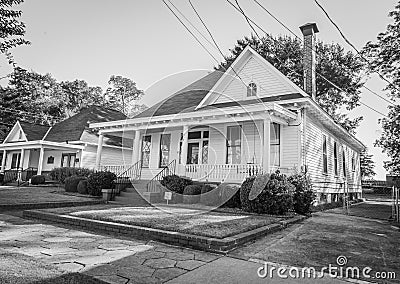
xmin=202 ymin=141 xmax=209 ymax=164
xmin=11 ymin=153 xmax=21 ymax=169
xmin=351 ymin=153 xmax=356 ymax=172
xmin=61 ymin=153 xmax=76 ymax=167
xmin=270 ymin=123 xmax=280 ymax=167
xmin=342 ymin=148 xmax=347 ymax=177
xmin=47 ymin=156 xmax=54 ymax=164
xmin=226 ymin=125 xmax=242 ymax=164
xmin=322 ymin=135 xmax=328 ymax=174
xmin=247 ymin=82 xmax=257 ymax=97
xmin=141 ymin=135 xmax=151 ymax=168
xmin=188 ymin=131 xmax=201 ymax=140
xmin=159 ymin=134 xmax=171 ymax=167
xmin=333 ymin=142 xmax=338 ymax=176
xmin=179 ymin=130 xmax=209 ymax=164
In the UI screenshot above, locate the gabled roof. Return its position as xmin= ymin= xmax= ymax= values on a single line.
xmin=19 ymin=121 xmax=50 ymax=141
xmin=134 ymin=71 xmax=224 ymax=118
xmin=45 ymin=106 xmax=126 ymax=143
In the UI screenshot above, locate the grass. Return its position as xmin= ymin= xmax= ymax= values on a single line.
xmin=49 ymin=206 xmax=287 ymax=239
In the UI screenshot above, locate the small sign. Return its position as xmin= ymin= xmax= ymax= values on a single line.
xmin=164 ymin=192 xmax=172 ymax=200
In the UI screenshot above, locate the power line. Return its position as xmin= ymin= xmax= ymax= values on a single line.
xmin=165 ymin=0 xmax=221 ymax=55
xmin=162 ymin=0 xmax=221 ymax=65
xmin=252 ymin=0 xmax=396 ymax=107
xmin=226 ymin=0 xmax=388 ymax=118
xmin=314 ymin=0 xmax=400 ymax=96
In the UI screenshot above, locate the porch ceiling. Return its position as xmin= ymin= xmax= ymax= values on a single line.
xmin=0 ymin=140 xmax=84 ymax=151
xmin=90 ymin=102 xmax=297 ymax=134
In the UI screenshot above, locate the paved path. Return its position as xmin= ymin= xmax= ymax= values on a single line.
xmin=0 ymin=212 xmax=350 ymax=284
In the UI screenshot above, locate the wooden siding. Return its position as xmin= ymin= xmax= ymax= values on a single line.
xmin=304 ymin=112 xmax=362 ymax=193
xmin=82 ymin=145 xmax=133 ymax=169
xmin=213 ymin=56 xmax=297 ymax=104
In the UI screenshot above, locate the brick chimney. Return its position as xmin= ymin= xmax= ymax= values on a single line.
xmin=299 ymin=23 xmax=319 ymax=100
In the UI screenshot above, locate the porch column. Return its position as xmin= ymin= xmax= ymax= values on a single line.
xmin=132 ymin=130 xmax=141 ymax=164
xmin=37 ymin=147 xmax=44 ymax=175
xmin=262 ymin=119 xmax=271 ymax=173
xmin=19 ymin=149 xmax=25 ymax=172
xmin=181 ymin=125 xmax=189 ymax=165
xmin=95 ymin=133 xmax=104 ymax=170
xmin=1 ymin=150 xmax=6 ymax=173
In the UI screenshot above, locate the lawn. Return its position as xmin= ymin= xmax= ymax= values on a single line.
xmin=51 ymin=206 xmax=287 ymax=239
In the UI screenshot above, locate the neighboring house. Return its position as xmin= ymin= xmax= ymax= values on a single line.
xmin=89 ymin=23 xmax=365 ymax=203
xmin=0 ymin=106 xmax=133 ymax=177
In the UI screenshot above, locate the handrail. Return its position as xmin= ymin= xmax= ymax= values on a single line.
xmin=146 ymin=159 xmax=176 ymax=193
xmin=2 ymin=167 xmax=38 ymax=186
xmin=116 ymin=160 xmax=142 ymax=180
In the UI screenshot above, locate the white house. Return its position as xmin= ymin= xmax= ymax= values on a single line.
xmin=0 ymin=106 xmax=133 ymax=180
xmin=90 ymin=23 xmax=365 ymax=202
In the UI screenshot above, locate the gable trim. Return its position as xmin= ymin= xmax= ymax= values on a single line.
xmin=3 ymin=121 xmax=27 ymax=143
xmin=196 ymin=46 xmax=310 ymax=110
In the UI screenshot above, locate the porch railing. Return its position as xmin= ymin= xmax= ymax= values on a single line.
xmin=1 ymin=167 xmax=38 ymax=186
xmin=146 ymin=159 xmax=176 ymax=193
xmin=184 ymin=164 xmax=263 ymax=182
xmin=116 ymin=160 xmax=142 ymax=181
xmin=184 ymin=164 xmax=296 ymax=182
xmin=102 ymin=165 xmax=131 ymax=176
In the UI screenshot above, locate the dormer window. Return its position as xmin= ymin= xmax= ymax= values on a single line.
xmin=247 ymin=82 xmax=257 ymax=97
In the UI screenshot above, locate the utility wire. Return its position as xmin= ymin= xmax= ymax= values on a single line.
xmin=162 ymin=0 xmax=221 ymax=65
xmin=166 ymin=0 xmax=221 ymax=55
xmin=252 ymin=0 xmax=396 ymax=107
xmin=314 ymin=0 xmax=400 ymax=96
xmin=226 ymin=0 xmax=388 ymax=118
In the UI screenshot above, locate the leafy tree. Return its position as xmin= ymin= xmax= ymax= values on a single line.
xmin=59 ymin=80 xmax=105 ymax=117
xmin=363 ymin=1 xmax=400 ymax=174
xmin=105 ymin=75 xmax=144 ymax=117
xmin=0 ymin=0 xmax=30 ymax=66
xmin=218 ymin=35 xmax=365 ymax=133
xmin=360 ymin=149 xmax=376 ymax=180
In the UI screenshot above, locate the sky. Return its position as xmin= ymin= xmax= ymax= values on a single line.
xmin=0 ymin=0 xmax=397 ymax=179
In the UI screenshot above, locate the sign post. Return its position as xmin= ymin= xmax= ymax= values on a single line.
xmin=164 ymin=191 xmax=172 ymax=205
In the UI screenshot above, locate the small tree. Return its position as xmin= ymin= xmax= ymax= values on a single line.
xmin=105 ymin=75 xmax=144 ymax=117
xmin=360 ymin=149 xmax=376 ymax=180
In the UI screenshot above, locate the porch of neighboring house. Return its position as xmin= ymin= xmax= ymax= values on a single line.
xmin=93 ymin=104 xmax=301 ymax=189
xmin=0 ymin=142 xmax=84 ymax=184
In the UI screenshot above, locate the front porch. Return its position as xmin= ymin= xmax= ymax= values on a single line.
xmin=0 ymin=141 xmax=84 ymax=181
xmin=94 ymin=103 xmax=300 ymax=184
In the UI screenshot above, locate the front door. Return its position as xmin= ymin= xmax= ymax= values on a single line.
xmin=61 ymin=153 xmax=76 ymax=167
xmin=141 ymin=135 xmax=151 ymax=168
xmin=159 ymin=134 xmax=171 ymax=168
xmin=187 ymin=142 xmax=200 ymax=164
xmin=11 ymin=153 xmax=21 ymax=169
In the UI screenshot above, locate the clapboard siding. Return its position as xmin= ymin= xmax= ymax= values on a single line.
xmin=281 ymin=125 xmax=299 ymax=169
xmin=242 ymin=121 xmax=263 ymax=164
xmin=209 ymin=123 xmax=226 ymax=164
xmin=82 ymin=145 xmax=133 ymax=169
xmin=214 ymin=56 xmax=297 ymax=104
xmin=305 ymin=113 xmax=361 ymax=193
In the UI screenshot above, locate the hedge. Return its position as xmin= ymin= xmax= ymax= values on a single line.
xmin=30 ymin=175 xmax=46 ymax=185
xmin=160 ymin=175 xmax=192 ymax=194
xmin=50 ymin=167 xmax=94 ymax=183
xmin=65 ymin=176 xmax=87 ymax=193
xmin=87 ymin=171 xmax=117 ymax=196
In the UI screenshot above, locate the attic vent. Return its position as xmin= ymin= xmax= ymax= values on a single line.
xmin=247 ymin=82 xmax=257 ymax=97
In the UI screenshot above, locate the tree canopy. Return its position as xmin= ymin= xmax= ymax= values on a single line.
xmin=360 ymin=149 xmax=376 ymax=180
xmin=0 ymin=69 xmax=146 ymax=134
xmin=218 ymin=35 xmax=365 ymax=133
xmin=363 ymin=1 xmax=400 ymax=174
xmin=0 ymin=0 xmax=30 ymax=66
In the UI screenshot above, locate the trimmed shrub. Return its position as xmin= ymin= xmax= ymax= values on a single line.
xmin=240 ymin=171 xmax=294 ymax=215
xmin=87 ymin=171 xmax=117 ymax=196
xmin=50 ymin=167 xmax=94 ymax=183
xmin=183 ymin=184 xmax=202 ymax=204
xmin=77 ymin=179 xmax=88 ymax=194
xmin=30 ymin=175 xmax=46 ymax=185
xmin=287 ymin=173 xmax=315 ymax=215
xmin=160 ymin=175 xmax=192 ymax=194
xmin=65 ymin=176 xmax=86 ymax=193
xmin=200 ymin=184 xmax=219 ymax=206
xmin=220 ymin=184 xmax=241 ymax=208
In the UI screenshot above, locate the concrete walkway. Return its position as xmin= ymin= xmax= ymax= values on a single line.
xmin=0 ymin=212 xmax=351 ymax=284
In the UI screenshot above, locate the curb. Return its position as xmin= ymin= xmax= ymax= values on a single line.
xmin=0 ymin=200 xmax=105 ymax=210
xmin=23 ymin=210 xmax=307 ymax=253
